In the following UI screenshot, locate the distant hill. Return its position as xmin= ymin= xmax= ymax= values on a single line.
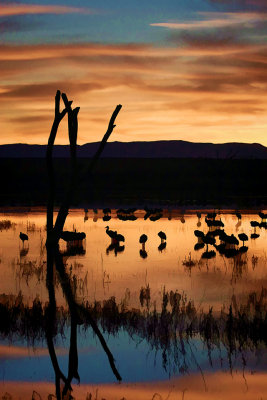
xmin=1 ymin=140 xmax=267 ymax=159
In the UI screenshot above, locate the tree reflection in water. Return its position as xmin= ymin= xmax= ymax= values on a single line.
xmin=1 ymin=92 xmax=267 ymax=398
xmin=0 ymin=286 xmax=266 ymax=385
xmin=43 ymin=91 xmax=122 ymax=398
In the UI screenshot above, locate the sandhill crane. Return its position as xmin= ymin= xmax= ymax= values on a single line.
xmin=250 ymin=221 xmax=260 ymax=238
xmin=19 ymin=232 xmax=28 ymax=246
xmin=158 ymin=231 xmax=166 ymax=243
xmin=105 ymin=226 xmax=117 ymax=243
xmin=105 ymin=226 xmax=124 ymax=244
xmin=60 ymin=231 xmax=86 ymax=253
xmin=238 ymin=233 xmax=248 ymax=247
xmin=115 ymin=233 xmax=125 ymax=243
xmin=139 ymin=234 xmax=148 ymax=251
xmin=235 ymin=212 xmax=242 ymax=220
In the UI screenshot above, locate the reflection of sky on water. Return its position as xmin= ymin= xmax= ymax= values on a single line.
xmin=0 ymin=210 xmax=267 ymax=311
xmin=1 ymin=327 xmax=267 ymax=384
xmin=0 ymin=209 xmax=267 ymax=394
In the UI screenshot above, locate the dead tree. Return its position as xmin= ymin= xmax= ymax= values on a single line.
xmin=45 ymin=91 xmax=122 ymax=399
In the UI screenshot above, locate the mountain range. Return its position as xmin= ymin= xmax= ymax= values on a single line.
xmin=1 ymin=140 xmax=267 ymax=158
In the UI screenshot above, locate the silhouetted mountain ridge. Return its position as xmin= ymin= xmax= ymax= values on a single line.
xmin=1 ymin=140 xmax=267 ymax=158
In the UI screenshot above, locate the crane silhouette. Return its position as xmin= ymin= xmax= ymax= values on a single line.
xmin=139 ymin=234 xmax=148 ymax=249
xmin=158 ymin=231 xmax=166 ymax=243
xmin=105 ymin=226 xmax=124 ymax=244
xmin=105 ymin=226 xmax=117 ymax=243
xmin=19 ymin=232 xmax=28 ymax=246
xmin=238 ymin=233 xmax=248 ymax=247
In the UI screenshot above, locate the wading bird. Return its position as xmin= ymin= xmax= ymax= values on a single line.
xmin=139 ymin=234 xmax=148 ymax=251
xmin=238 ymin=233 xmax=248 ymax=247
xmin=105 ymin=226 xmax=117 ymax=242
xmin=19 ymin=232 xmax=28 ymax=245
xmin=158 ymin=231 xmax=166 ymax=243
xmin=105 ymin=226 xmax=124 ymax=244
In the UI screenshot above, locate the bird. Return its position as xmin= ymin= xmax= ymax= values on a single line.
xmin=105 ymin=226 xmax=117 ymax=241
xmin=203 ymin=234 xmax=215 ymax=250
xmin=206 ymin=212 xmax=216 ymax=220
xmin=60 ymin=231 xmax=86 ymax=242
xmin=139 ymin=234 xmax=148 ymax=244
xmin=194 ymin=230 xmax=204 ymax=238
xmin=103 ymin=208 xmax=111 ymax=215
xmin=194 ymin=242 xmax=205 ymax=251
xmin=201 ymin=250 xmax=216 ymax=259
xmin=238 ymin=233 xmax=248 ymax=247
xmin=235 ymin=212 xmax=242 ymax=220
xmin=115 ymin=233 xmax=125 ymax=243
xmin=250 ymin=220 xmax=259 ymax=233
xmin=250 ymin=221 xmax=259 ymax=228
xmin=259 ymin=212 xmax=267 ymax=221
xmin=139 ymin=234 xmax=148 ymax=251
xmin=150 ymin=214 xmax=162 ymax=222
xmin=19 ymin=232 xmax=28 ymax=245
xmin=158 ymin=231 xmax=166 ymax=243
xmin=105 ymin=226 xmax=124 ymax=244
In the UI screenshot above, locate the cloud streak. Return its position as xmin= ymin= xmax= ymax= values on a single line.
xmin=150 ymin=11 xmax=267 ymax=30
xmin=1 ymin=40 xmax=267 ymax=145
xmin=0 ymin=3 xmax=93 ymax=17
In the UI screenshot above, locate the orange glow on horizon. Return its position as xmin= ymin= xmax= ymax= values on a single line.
xmin=1 ymin=42 xmax=267 ymax=146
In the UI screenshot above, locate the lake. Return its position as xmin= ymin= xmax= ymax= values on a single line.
xmin=0 ymin=208 xmax=266 ymax=399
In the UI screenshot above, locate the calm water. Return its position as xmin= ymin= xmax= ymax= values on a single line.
xmin=0 ymin=209 xmax=266 ymax=399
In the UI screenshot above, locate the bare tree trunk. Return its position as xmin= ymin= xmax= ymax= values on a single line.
xmin=45 ymin=91 xmax=122 ymax=399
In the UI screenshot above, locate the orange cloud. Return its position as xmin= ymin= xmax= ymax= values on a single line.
xmin=0 ymin=345 xmax=68 ymax=358
xmin=1 ymin=41 xmax=267 ymax=146
xmin=0 ymin=3 xmax=93 ymax=17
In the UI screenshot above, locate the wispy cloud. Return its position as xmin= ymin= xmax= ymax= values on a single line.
xmin=150 ymin=11 xmax=267 ymax=30
xmin=1 ymin=42 xmax=267 ymax=145
xmin=0 ymin=3 xmax=93 ymax=17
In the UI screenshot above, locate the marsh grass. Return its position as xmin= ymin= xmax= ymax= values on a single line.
xmin=0 ymin=286 xmax=266 ymax=375
xmin=0 ymin=220 xmax=15 ymax=231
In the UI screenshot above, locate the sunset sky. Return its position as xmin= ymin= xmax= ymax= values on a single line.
xmin=1 ymin=0 xmax=267 ymax=145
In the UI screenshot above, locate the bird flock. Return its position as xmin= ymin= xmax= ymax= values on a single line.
xmin=193 ymin=211 xmax=267 ymax=260
xmin=19 ymin=209 xmax=267 ymax=260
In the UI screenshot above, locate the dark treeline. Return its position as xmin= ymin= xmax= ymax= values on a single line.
xmin=1 ymin=287 xmax=266 ymax=375
xmin=2 ymin=157 xmax=267 ymax=207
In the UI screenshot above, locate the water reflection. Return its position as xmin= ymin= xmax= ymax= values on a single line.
xmin=1 ymin=210 xmax=267 ymax=398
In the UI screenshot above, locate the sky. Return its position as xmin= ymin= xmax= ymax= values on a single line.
xmin=1 ymin=0 xmax=267 ymax=145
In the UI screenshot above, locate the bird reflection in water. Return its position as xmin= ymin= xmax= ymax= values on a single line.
xmin=196 ymin=212 xmax=201 ymax=227
xmin=84 ymin=208 xmax=88 ymax=222
xmin=106 ymin=243 xmax=125 ymax=256
xmin=140 ymin=249 xmax=148 ymax=258
xmin=60 ymin=231 xmax=86 ymax=256
xmin=250 ymin=220 xmax=260 ymax=239
xmin=139 ymin=234 xmax=148 ymax=258
xmin=20 ymin=246 xmax=29 ymax=257
xmin=103 ymin=208 xmax=111 ymax=221
xmin=158 ymin=231 xmax=166 ymax=252
xmin=158 ymin=242 xmax=166 ymax=252
xmin=235 ymin=211 xmax=242 ymax=231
